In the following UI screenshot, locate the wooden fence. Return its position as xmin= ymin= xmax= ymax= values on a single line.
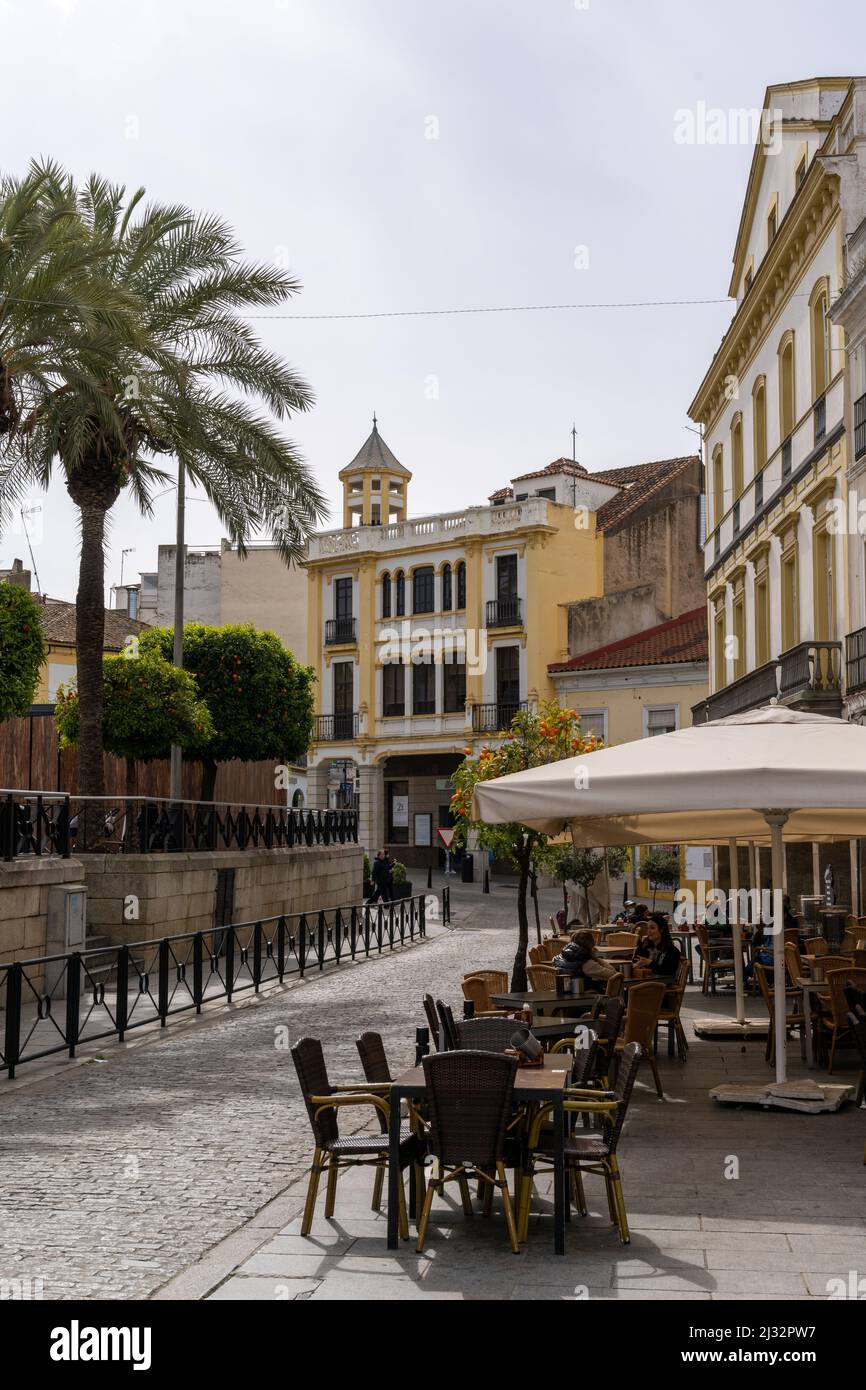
xmin=0 ymin=709 xmax=289 ymax=805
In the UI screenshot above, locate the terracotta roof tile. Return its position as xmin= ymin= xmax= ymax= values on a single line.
xmin=40 ymin=599 xmax=151 ymax=652
xmin=548 ymin=607 xmax=708 ymax=673
xmin=592 ymin=456 xmax=699 ymax=532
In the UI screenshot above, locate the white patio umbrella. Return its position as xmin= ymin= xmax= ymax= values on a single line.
xmin=472 ymin=706 xmax=866 ymax=1083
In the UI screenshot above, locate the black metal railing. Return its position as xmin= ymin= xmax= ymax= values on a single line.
xmin=855 ymin=391 xmax=866 ymax=462
xmin=314 ymin=713 xmax=359 ymax=741
xmin=486 ymin=597 xmax=522 ymax=628
xmin=814 ymin=394 xmax=826 ymax=445
xmin=847 ymin=627 xmax=866 ymax=695
xmin=781 ymin=436 xmax=792 ymax=479
xmin=472 ymin=700 xmax=527 ymax=733
xmin=324 ymin=616 xmax=357 ymax=645
xmin=0 ymin=792 xmax=358 ymax=862
xmin=691 ymin=660 xmax=779 ymax=723
xmin=0 ymin=895 xmax=427 ymax=1079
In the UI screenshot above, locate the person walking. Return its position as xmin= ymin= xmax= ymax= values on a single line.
xmin=366 ymin=848 xmax=393 ymax=904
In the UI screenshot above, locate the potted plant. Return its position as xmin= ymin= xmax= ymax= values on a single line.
xmin=390 ymin=860 xmax=413 ymax=900
xmin=363 ymin=852 xmax=372 ymax=899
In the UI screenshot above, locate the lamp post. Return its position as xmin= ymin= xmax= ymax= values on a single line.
xmin=169 ymin=459 xmax=186 ymax=804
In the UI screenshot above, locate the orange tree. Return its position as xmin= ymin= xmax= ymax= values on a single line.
xmin=450 ymin=702 xmax=599 ymax=990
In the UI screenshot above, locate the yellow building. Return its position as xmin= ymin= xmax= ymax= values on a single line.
xmin=35 ymin=599 xmax=150 ymax=705
xmin=305 ymin=422 xmax=704 ymax=862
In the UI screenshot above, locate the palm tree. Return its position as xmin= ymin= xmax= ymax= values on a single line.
xmin=1 ymin=159 xmax=134 ymax=438
xmin=2 ymin=173 xmax=326 ymax=800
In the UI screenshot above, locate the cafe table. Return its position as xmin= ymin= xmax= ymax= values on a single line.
xmin=489 ymin=989 xmax=594 ymax=1016
xmin=387 ymin=1054 xmax=572 ymax=1254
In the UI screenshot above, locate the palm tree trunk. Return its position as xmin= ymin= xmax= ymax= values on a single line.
xmin=75 ymin=502 xmax=107 ymax=802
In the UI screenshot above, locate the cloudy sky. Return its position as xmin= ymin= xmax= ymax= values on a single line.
xmin=2 ymin=0 xmax=865 ymax=601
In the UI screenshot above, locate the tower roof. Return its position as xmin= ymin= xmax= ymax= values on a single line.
xmin=338 ymin=418 xmax=412 ymax=480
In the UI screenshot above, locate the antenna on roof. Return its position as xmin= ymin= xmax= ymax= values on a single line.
xmin=19 ymin=505 xmax=42 ymax=597
xmin=571 ymin=424 xmax=579 ymax=510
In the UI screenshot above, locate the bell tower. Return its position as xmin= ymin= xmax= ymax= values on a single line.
xmin=339 ymin=415 xmax=412 ymax=527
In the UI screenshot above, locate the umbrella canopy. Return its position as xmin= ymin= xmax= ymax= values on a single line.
xmin=472 ymin=706 xmax=866 ymax=844
xmin=472 ymin=705 xmax=866 ymax=1085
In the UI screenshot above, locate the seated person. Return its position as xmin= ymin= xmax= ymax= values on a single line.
xmin=633 ymin=913 xmax=683 ymax=978
xmin=553 ymin=930 xmax=618 ymax=991
xmin=615 ymin=901 xmax=650 ymax=928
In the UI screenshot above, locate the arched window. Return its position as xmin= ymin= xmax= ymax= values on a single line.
xmin=442 ymin=563 xmax=452 ymax=611
xmin=752 ymin=377 xmax=767 ymax=475
xmin=292 ymin=789 xmax=305 ymax=808
xmin=381 ymin=572 xmax=391 ymax=619
xmin=779 ymin=332 xmax=795 ymax=441
xmin=456 ymin=561 xmax=466 ymax=610
xmin=395 ymin=569 xmax=405 ymax=616
xmin=730 ymin=415 xmax=743 ymax=503
xmin=810 ymin=282 xmax=830 ymax=400
xmin=712 ymin=445 xmax=724 ymax=528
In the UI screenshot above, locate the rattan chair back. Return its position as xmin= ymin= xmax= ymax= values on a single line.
xmin=590 ymin=994 xmax=625 ymax=1044
xmin=456 ymin=1016 xmax=519 ymax=1051
xmin=784 ymin=940 xmax=804 ymax=986
xmin=462 ymin=969 xmax=508 ymax=1012
xmin=422 ymin=1050 xmax=518 ymax=1169
xmin=605 ymin=971 xmax=624 ymax=997
xmin=527 ymin=964 xmax=557 ymax=991
xmin=805 ymin=936 xmax=828 ymax=956
xmin=423 ymin=994 xmax=440 ymax=1047
xmin=607 ymin=1041 xmax=643 ymax=1151
xmin=606 ymin=931 xmax=638 ymax=949
xmin=291 ymin=1037 xmax=338 ymax=1145
xmin=356 ymin=1031 xmax=391 ymax=1083
xmin=622 ymin=980 xmax=667 ymax=1049
xmin=828 ymin=968 xmax=866 ymax=1028
xmin=435 ymin=998 xmax=459 ymax=1051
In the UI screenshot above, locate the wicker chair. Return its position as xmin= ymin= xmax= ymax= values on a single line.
xmin=588 ymin=995 xmax=625 ymax=1084
xmin=519 ymin=1041 xmax=643 ymax=1244
xmin=423 ymin=994 xmax=440 ymax=1048
xmin=845 ymin=989 xmax=866 ymax=1142
xmin=605 ymin=931 xmax=638 ymax=949
xmin=542 ymin=937 xmax=566 ymax=962
xmin=435 ymin=998 xmax=459 ymax=1051
xmin=456 ymin=1015 xmax=520 ymax=1051
xmin=694 ymin=923 xmax=736 ymax=995
xmin=291 ymin=1036 xmax=416 ymax=1236
xmin=605 ymin=971 xmax=624 ymax=997
xmin=462 ymin=970 xmax=509 ymax=1015
xmin=415 ymin=1051 xmax=521 ymax=1254
xmin=656 ymin=955 xmax=691 ymax=1061
xmin=754 ymin=962 xmax=807 ymax=1067
xmin=528 ymin=943 xmax=547 ymax=967
xmin=784 ymin=939 xmax=805 ymax=985
xmin=815 ymin=968 xmax=866 ymax=1073
xmin=356 ymin=1030 xmax=392 ymax=1084
xmin=527 ymin=964 xmax=557 ymax=991
xmin=805 ymin=935 xmax=829 ymax=957
xmin=613 ymin=980 xmax=667 ymax=1099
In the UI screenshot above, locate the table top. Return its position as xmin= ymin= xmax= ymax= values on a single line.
xmin=490 ymin=990 xmax=594 ymax=1009
xmin=595 ymin=945 xmax=636 ymax=958
xmin=392 ymin=1054 xmax=571 ymax=1099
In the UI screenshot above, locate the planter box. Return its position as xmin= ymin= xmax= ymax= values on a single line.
xmin=392 ymin=882 xmax=413 ymax=900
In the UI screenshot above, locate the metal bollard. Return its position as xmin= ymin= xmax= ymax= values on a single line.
xmin=483 ymin=869 xmax=490 ymax=894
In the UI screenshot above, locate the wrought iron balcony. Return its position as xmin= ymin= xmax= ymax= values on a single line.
xmin=847 ymin=627 xmax=866 ymax=695
xmin=855 ymin=391 xmax=866 ymax=462
xmin=486 ymin=596 xmax=522 ymax=628
xmin=814 ymin=394 xmax=826 ymax=445
xmin=325 ymin=617 xmax=357 ymax=645
xmin=781 ymin=436 xmax=792 ymax=479
xmin=691 ymin=661 xmax=779 ymax=724
xmin=472 ymin=700 xmax=527 ymax=733
xmin=315 ymin=713 xmax=359 ymax=741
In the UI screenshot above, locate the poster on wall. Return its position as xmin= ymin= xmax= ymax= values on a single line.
xmin=414 ymin=813 xmax=432 ymax=846
xmin=392 ymin=794 xmax=409 ymax=828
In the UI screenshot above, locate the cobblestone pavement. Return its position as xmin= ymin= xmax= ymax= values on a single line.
xmin=0 ymin=882 xmax=532 ymax=1301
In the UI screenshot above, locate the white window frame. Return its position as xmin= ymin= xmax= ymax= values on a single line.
xmin=575 ymin=707 xmax=608 ymax=743
xmin=643 ymin=703 xmax=679 ymax=738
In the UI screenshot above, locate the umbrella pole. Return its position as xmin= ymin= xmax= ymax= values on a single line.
xmin=764 ymin=811 xmax=790 ymax=1084
xmin=728 ymin=838 xmax=746 ymax=1027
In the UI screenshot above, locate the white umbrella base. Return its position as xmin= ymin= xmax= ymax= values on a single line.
xmin=710 ymin=1081 xmax=855 ymax=1113
xmin=693 ymin=1019 xmax=769 ymax=1040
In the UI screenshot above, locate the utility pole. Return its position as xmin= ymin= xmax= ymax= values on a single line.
xmin=169 ymin=458 xmax=185 ymax=803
